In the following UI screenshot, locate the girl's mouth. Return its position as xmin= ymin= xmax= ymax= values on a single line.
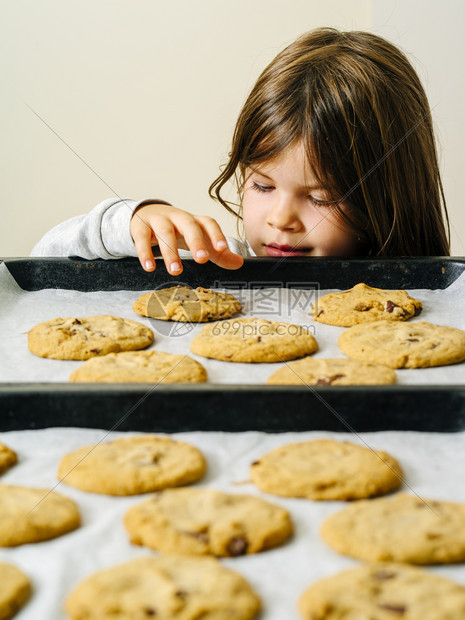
xmin=263 ymin=244 xmax=310 ymax=257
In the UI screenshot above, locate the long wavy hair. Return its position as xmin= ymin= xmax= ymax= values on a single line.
xmin=209 ymin=28 xmax=450 ymax=256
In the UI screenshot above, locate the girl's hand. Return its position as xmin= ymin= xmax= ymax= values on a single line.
xmin=130 ymin=203 xmax=244 ymax=274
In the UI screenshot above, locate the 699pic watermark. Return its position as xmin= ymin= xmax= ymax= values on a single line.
xmin=210 ymin=319 xmax=316 ymax=338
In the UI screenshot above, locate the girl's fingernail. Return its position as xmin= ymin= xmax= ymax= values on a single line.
xmin=196 ymin=250 xmax=208 ymax=260
xmin=170 ymin=261 xmax=181 ymax=272
xmin=216 ymin=240 xmax=227 ymax=250
xmin=145 ymin=260 xmax=154 ymax=270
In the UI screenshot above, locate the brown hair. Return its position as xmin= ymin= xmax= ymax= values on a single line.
xmin=209 ymin=28 xmax=450 ymax=256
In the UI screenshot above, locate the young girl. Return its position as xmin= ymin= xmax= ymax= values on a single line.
xmin=32 ymin=28 xmax=450 ymax=273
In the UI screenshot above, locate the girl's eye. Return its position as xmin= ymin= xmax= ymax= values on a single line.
xmin=251 ymin=181 xmax=274 ymax=193
xmin=308 ymin=195 xmax=335 ymax=208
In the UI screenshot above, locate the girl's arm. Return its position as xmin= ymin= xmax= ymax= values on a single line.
xmin=31 ymin=199 xmax=246 ymax=273
xmin=31 ymin=197 xmax=151 ymax=259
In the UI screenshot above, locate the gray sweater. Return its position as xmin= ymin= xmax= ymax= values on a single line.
xmin=31 ymin=198 xmax=252 ymax=260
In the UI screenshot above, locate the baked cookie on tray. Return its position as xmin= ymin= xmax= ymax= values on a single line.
xmin=133 ymin=285 xmax=242 ymax=322
xmin=190 ymin=317 xmax=318 ymax=362
xmin=298 ymin=562 xmax=465 ymax=620
xmin=28 ymin=315 xmax=153 ymax=360
xmin=250 ymin=438 xmax=403 ymax=501
xmin=267 ymin=357 xmax=396 ymax=385
xmin=65 ymin=555 xmax=261 ymax=620
xmin=0 ymin=443 xmax=17 ymax=475
xmin=0 ymin=562 xmax=31 ymax=620
xmin=69 ymin=350 xmax=207 ymax=383
xmin=311 ymin=282 xmax=422 ymax=327
xmin=58 ymin=436 xmax=206 ymax=495
xmin=0 ymin=483 xmax=80 ymax=546
xmin=124 ymin=487 xmax=293 ymax=557
xmin=320 ymin=493 xmax=465 ymax=564
xmin=338 ymin=320 xmax=465 ymax=368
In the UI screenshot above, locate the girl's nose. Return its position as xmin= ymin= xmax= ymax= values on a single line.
xmin=266 ymin=194 xmax=301 ymax=231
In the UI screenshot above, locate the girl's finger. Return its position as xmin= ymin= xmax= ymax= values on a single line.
xmin=176 ymin=218 xmax=213 ymax=264
xmin=195 ymin=217 xmax=244 ymax=270
xmin=195 ymin=216 xmax=229 ymax=253
xmin=150 ymin=219 xmax=184 ymax=275
xmin=131 ymin=216 xmax=157 ymax=272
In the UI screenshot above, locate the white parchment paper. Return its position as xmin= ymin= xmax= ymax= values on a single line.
xmin=0 ymin=427 xmax=465 ymax=619
xmin=1 ymin=261 xmax=465 ymax=384
xmin=1 ymin=264 xmax=465 ymax=617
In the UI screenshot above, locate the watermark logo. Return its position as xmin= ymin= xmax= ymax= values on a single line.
xmin=145 ymin=281 xmax=200 ymax=338
xmin=212 ymin=280 xmax=320 ymax=319
xmin=145 ymin=280 xmax=320 ymax=338
xmin=211 ymin=319 xmax=316 ymax=338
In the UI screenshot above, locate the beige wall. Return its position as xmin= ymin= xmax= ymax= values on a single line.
xmin=1 ymin=0 xmax=463 ymax=256
xmin=372 ymin=0 xmax=465 ymax=255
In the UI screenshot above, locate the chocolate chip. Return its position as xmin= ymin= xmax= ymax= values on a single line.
xmin=316 ymin=309 xmax=325 ymax=316
xmin=228 ymin=535 xmax=248 ymax=556
xmin=144 ymin=608 xmax=157 ymax=616
xmin=251 ymin=460 xmax=260 ymax=466
xmin=257 ymin=336 xmax=262 ymax=342
xmin=316 ymin=374 xmax=345 ymax=385
xmin=385 ymin=300 xmax=398 ymax=313
xmin=378 ymin=603 xmax=407 ymax=614
xmin=72 ymin=319 xmax=82 ymax=325
xmin=405 ymin=338 xmax=419 ymax=342
xmin=414 ymin=305 xmax=422 ymax=316
xmin=315 ymin=481 xmax=337 ymax=491
xmin=89 ymin=348 xmax=100 ymax=354
xmin=373 ymin=570 xmax=397 ymax=581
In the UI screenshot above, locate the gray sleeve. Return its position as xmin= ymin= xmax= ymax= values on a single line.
xmin=30 ymin=198 xmax=168 ymax=259
xmin=224 ymin=236 xmax=253 ymax=257
xmin=31 ymin=197 xmax=253 ymax=260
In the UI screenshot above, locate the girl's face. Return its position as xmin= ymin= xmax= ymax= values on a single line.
xmin=242 ymin=141 xmax=363 ymax=257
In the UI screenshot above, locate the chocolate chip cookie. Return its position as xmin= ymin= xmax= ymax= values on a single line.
xmin=28 ymin=315 xmax=154 ymax=360
xmin=320 ymin=493 xmax=465 ymax=563
xmin=69 ymin=350 xmax=207 ymax=383
xmin=0 ymin=483 xmax=80 ymax=546
xmin=0 ymin=443 xmax=17 ymax=475
xmin=124 ymin=487 xmax=293 ymax=556
xmin=65 ymin=555 xmax=261 ymax=620
xmin=267 ymin=357 xmax=396 ymax=385
xmin=133 ymin=286 xmax=242 ymax=322
xmin=299 ymin=562 xmax=465 ymax=619
xmin=190 ymin=317 xmax=318 ymax=362
xmin=0 ymin=562 xmax=31 ymax=619
xmin=250 ymin=438 xmax=403 ymax=500
xmin=311 ymin=283 xmax=422 ymax=327
xmin=338 ymin=320 xmax=465 ymax=368
xmin=58 ymin=436 xmax=206 ymax=495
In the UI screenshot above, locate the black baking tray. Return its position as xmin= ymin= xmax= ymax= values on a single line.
xmin=1 ymin=256 xmax=465 ymax=433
